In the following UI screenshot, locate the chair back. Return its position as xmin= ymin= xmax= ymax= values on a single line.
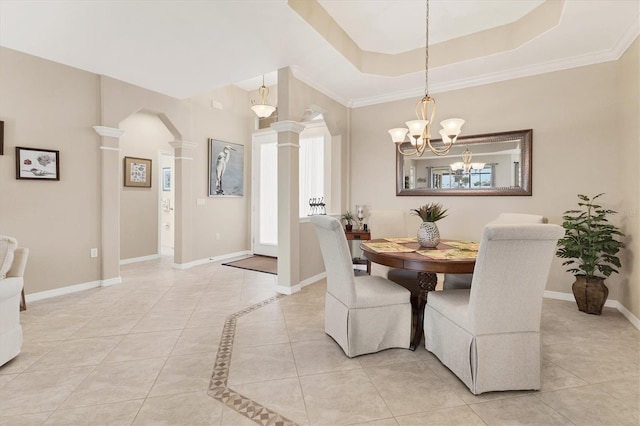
xmin=492 ymin=213 xmax=548 ymax=224
xmin=368 ymin=210 xmax=421 ymax=239
xmin=468 ymin=223 xmax=563 ymax=335
xmin=368 ymin=210 xmax=421 ymax=277
xmin=310 ymin=215 xmax=356 ymax=306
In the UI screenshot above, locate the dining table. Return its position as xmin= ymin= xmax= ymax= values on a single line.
xmin=360 ymin=238 xmax=478 ymax=350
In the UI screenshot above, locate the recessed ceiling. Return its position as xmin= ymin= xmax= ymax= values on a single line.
xmin=317 ymin=0 xmax=545 ymax=53
xmin=0 ymin=0 xmax=638 ymax=108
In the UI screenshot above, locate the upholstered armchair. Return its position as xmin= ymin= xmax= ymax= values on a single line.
xmin=310 ymin=215 xmax=412 ymax=357
xmin=424 ymin=223 xmax=563 ymax=394
xmin=443 ymin=213 xmax=548 ymax=290
xmin=0 ymin=236 xmax=29 ymax=367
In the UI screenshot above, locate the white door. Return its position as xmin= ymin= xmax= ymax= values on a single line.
xmin=252 ymin=132 xmax=278 ymax=257
xmin=158 ymin=152 xmax=175 ymax=257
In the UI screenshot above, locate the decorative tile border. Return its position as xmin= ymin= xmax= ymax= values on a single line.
xmin=208 ymin=294 xmax=299 ymax=426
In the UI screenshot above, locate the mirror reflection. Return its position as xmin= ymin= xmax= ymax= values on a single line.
xmin=396 ymin=129 xmax=532 ymax=196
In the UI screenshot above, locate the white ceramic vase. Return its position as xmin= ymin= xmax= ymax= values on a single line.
xmin=417 ymin=221 xmax=440 ymax=248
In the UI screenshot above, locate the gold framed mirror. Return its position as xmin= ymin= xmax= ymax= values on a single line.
xmin=396 ymin=129 xmax=532 ymax=196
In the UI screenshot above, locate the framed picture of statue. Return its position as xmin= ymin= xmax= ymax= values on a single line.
xmin=208 ymin=138 xmax=244 ymax=197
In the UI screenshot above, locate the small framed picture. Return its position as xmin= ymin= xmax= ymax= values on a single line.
xmin=162 ymin=167 xmax=171 ymax=191
xmin=124 ymin=156 xmax=152 ymax=188
xmin=15 ymin=147 xmax=60 ymax=180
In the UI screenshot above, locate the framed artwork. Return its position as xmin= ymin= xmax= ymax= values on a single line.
xmin=162 ymin=167 xmax=171 ymax=191
xmin=0 ymin=120 xmax=4 ymax=155
xmin=124 ymin=156 xmax=152 ymax=188
xmin=208 ymin=139 xmax=244 ymax=197
xmin=15 ymin=147 xmax=60 ymax=180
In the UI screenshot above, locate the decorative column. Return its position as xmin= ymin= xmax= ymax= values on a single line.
xmin=169 ymin=140 xmax=198 ymax=268
xmin=93 ymin=125 xmax=125 ymax=286
xmin=271 ymin=121 xmax=305 ymax=294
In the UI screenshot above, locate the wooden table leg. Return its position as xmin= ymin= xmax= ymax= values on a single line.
xmin=409 ymin=271 xmax=437 ymax=350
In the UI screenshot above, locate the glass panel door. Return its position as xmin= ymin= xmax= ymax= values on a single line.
xmin=252 ymin=132 xmax=278 ymax=257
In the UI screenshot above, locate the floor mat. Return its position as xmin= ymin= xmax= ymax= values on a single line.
xmin=222 ymin=255 xmax=277 ymax=275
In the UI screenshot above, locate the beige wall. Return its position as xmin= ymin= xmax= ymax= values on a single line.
xmin=282 ymin=72 xmax=352 ymax=282
xmin=0 ymin=47 xmax=102 ymax=293
xmin=119 ymin=112 xmax=174 ymax=260
xmin=1 ymin=39 xmax=636 ymax=318
xmin=188 ymin=86 xmax=254 ymax=260
xmin=617 ymin=37 xmax=640 ymax=316
xmin=351 ymin=59 xmax=630 ymax=308
xmin=0 ymin=47 xmax=255 ymax=296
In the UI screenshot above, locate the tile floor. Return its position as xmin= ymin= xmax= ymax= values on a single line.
xmin=1 ymin=258 xmax=638 ymax=425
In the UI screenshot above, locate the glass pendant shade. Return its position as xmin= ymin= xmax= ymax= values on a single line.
xmin=405 ymin=120 xmax=428 ymax=138
xmin=450 ymin=162 xmax=463 ymax=171
xmin=471 ymin=163 xmax=485 ymax=170
xmin=440 ymin=118 xmax=465 ymax=139
xmin=388 ymin=128 xmax=409 ymax=143
xmin=438 ymin=129 xmax=452 ymax=143
xmin=251 ymin=103 xmax=276 ymax=118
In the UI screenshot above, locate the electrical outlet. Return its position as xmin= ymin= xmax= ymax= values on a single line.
xmin=90 ymin=248 xmax=98 ymax=258
xmin=215 ymin=233 xmax=221 ymax=240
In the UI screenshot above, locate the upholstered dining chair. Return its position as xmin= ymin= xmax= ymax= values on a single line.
xmin=443 ymin=213 xmax=548 ymax=290
xmin=424 ymin=223 xmax=563 ymax=395
xmin=310 ymin=215 xmax=412 ymax=357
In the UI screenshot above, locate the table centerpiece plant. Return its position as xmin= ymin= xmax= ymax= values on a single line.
xmin=411 ymin=203 xmax=448 ymax=248
xmin=556 ymin=193 xmax=624 ymax=315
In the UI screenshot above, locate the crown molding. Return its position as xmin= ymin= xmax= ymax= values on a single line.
xmin=350 ymin=35 xmax=639 ymax=108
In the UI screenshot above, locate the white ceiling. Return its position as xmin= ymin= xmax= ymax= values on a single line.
xmin=0 ymin=0 xmax=638 ymax=107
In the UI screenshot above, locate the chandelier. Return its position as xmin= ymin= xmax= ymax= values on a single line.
xmin=388 ymin=0 xmax=465 ymax=157
xmin=250 ymin=75 xmax=276 ymax=118
xmin=450 ymin=147 xmax=485 ymax=173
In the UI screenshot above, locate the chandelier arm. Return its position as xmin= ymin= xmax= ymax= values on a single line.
xmin=426 ymin=139 xmax=453 ymax=156
xmin=396 ymin=143 xmax=421 ymax=157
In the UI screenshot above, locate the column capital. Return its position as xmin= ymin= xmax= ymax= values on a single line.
xmin=271 ymin=121 xmax=305 ymax=134
xmin=169 ymin=140 xmax=197 ymax=151
xmin=93 ymin=126 xmax=125 ymax=138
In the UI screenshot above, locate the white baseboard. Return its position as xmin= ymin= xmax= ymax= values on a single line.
xmin=616 ymin=302 xmax=640 ymax=330
xmin=275 ymin=284 xmax=302 ymax=295
xmin=275 ymin=272 xmax=326 ymax=295
xmin=544 ymin=290 xmax=640 ymax=331
xmin=101 ymin=276 xmax=122 ymax=287
xmin=25 ymin=280 xmax=101 ymax=303
xmin=120 ymin=254 xmax=161 ymax=265
xmin=172 ymin=250 xmax=252 ymax=270
xmin=300 ymin=272 xmax=326 ymax=288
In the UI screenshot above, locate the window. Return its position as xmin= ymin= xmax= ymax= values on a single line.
xmin=299 ymin=124 xmax=327 ymax=217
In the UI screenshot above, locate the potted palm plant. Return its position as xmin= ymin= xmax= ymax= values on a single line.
xmin=341 ymin=211 xmax=355 ymax=231
xmin=556 ymin=193 xmax=624 ymax=315
xmin=411 ymin=203 xmax=448 ymax=248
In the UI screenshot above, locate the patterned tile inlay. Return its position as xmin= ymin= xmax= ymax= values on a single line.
xmin=208 ymin=294 xmax=298 ymax=426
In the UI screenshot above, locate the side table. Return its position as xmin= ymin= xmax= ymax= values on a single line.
xmin=345 ymin=229 xmax=371 ymax=274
